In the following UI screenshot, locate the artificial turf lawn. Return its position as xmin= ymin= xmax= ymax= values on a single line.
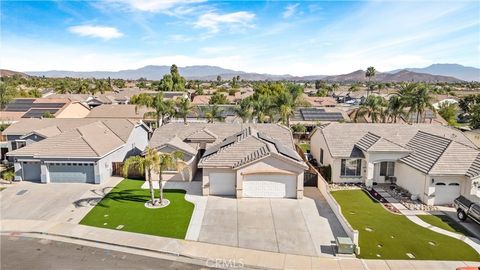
xmin=418 ymin=214 xmax=474 ymax=237
xmin=332 ymin=190 xmax=480 ymax=261
xmin=80 ymin=179 xmax=194 ymax=239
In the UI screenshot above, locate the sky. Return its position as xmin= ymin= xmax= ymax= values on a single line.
xmin=1 ymin=0 xmax=479 ymax=76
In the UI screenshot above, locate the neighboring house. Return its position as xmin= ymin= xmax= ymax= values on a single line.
xmin=464 ymin=129 xmax=480 ymax=148
xmin=86 ymin=104 xmax=153 ymax=120
xmin=310 ymin=123 xmax=480 ymax=205
xmin=6 ymin=119 xmax=149 ymax=184
xmin=192 ymin=94 xmax=237 ymax=105
xmin=149 ymin=123 xmax=308 ymax=198
xmin=170 ymin=105 xmax=241 ymax=124
xmin=47 ymin=89 xmax=188 ymax=108
xmin=0 ymin=98 xmax=90 ymax=123
xmin=302 ymin=95 xmax=338 ymax=107
xmin=290 ymin=107 xmax=349 ymax=131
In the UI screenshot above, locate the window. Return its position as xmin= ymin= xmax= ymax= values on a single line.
xmin=320 ymin=148 xmax=324 ymax=164
xmin=380 ymin=162 xmax=395 ymax=177
xmin=340 ymin=159 xmax=362 ymax=177
xmin=16 ymin=141 xmax=26 ymax=149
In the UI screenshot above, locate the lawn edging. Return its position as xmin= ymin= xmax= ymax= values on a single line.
xmin=316 ymin=173 xmax=360 ymax=253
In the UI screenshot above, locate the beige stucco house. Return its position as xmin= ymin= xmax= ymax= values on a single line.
xmin=148 ymin=123 xmax=308 ymax=199
xmin=310 ymin=123 xmax=480 ymax=205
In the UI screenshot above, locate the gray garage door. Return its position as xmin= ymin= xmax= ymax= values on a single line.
xmin=48 ymin=163 xmax=95 ymax=183
xmin=22 ymin=161 xmax=41 ymax=182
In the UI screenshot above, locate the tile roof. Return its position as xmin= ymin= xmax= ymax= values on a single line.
xmin=317 ymin=123 xmax=480 ymax=178
xmin=86 ymin=104 xmax=153 ymax=119
xmin=150 ymin=123 xmax=305 ymax=170
xmin=7 ymin=119 xmax=139 ymax=158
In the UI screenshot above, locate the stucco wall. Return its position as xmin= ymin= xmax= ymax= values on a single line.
xmin=331 ymin=158 xmax=364 ymax=183
xmin=395 ymin=162 xmax=428 ymax=202
xmin=310 ymin=129 xmax=334 ymax=166
xmin=56 ymin=103 xmax=90 ymax=118
xmin=235 ymin=155 xmax=305 ymax=199
xmin=97 ymin=125 xmax=149 ymax=183
xmin=151 ymin=156 xmax=197 ymax=182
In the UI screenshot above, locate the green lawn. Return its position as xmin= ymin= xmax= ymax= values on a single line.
xmin=298 ymin=143 xmax=310 ymax=153
xmin=418 ymin=214 xmax=474 ymax=237
xmin=332 ymin=190 xmax=480 ymax=260
xmin=80 ymin=179 xmax=194 ymax=239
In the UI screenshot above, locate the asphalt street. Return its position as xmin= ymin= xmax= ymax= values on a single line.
xmin=0 ymin=235 xmax=215 ymax=270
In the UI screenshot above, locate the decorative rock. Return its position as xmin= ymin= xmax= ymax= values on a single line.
xmin=406 ymin=253 xmax=415 ymax=259
xmin=365 ymin=227 xmax=374 ymax=232
xmin=116 ymin=225 xmax=124 ymax=230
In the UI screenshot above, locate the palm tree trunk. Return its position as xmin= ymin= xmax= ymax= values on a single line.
xmin=147 ymin=169 xmax=155 ymax=203
xmin=184 ymin=115 xmax=187 ymax=125
xmin=159 ymin=170 xmax=164 ymax=204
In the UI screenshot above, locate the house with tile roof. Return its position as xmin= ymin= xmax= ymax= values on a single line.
xmin=149 ymin=123 xmax=308 ymax=198
xmin=310 ymin=123 xmax=480 ymax=205
xmin=5 ymin=119 xmax=150 ymax=184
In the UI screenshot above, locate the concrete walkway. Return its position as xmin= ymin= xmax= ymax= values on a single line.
xmin=374 ymin=188 xmax=480 ymax=254
xmin=1 ymin=219 xmax=478 ymax=270
xmin=140 ymin=181 xmax=207 ymax=241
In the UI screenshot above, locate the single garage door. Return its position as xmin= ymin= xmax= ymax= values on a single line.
xmin=243 ymin=174 xmax=297 ymax=198
xmin=48 ymin=163 xmax=95 ymax=183
xmin=22 ymin=161 xmax=41 ymax=182
xmin=209 ymin=172 xmax=236 ymax=196
xmin=434 ymin=182 xmax=460 ymax=205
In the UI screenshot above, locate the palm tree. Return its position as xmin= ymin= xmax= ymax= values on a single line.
xmin=175 ymin=97 xmax=193 ymax=125
xmin=234 ymin=99 xmax=253 ymax=123
xmin=355 ymin=95 xmax=387 ymax=123
xmin=365 ymin=66 xmax=376 ymax=96
xmin=134 ymin=92 xmax=175 ymax=128
xmin=202 ymin=105 xmax=224 ymax=123
xmin=157 ymin=151 xmax=186 ymax=205
xmin=123 ymin=147 xmax=160 ymax=205
xmin=386 ymin=95 xmax=405 ymax=123
xmin=408 ymin=84 xmax=435 ymax=123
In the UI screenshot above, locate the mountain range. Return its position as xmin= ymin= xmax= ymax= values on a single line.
xmin=12 ymin=63 xmax=480 ymax=82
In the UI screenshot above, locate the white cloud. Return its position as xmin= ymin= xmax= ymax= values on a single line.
xmin=283 ymin=3 xmax=299 ymax=19
xmin=194 ymin=11 xmax=255 ymax=33
xmin=105 ymin=0 xmax=204 ymax=13
xmin=199 ymin=46 xmax=236 ymax=54
xmin=68 ymin=25 xmax=123 ymax=40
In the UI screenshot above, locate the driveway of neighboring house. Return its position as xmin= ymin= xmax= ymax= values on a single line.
xmin=0 ymin=178 xmax=121 ymax=222
xmin=198 ymin=187 xmax=347 ymax=257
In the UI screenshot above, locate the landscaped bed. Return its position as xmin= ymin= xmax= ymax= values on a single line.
xmin=332 ymin=189 xmax=480 ymax=261
xmin=418 ymin=214 xmax=474 ymax=237
xmin=80 ymin=178 xmax=194 ymax=239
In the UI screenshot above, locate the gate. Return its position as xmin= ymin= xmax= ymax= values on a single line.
xmin=304 ymin=171 xmax=318 ymax=187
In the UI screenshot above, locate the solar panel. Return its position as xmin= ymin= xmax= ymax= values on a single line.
xmin=22 ymin=108 xmax=59 ymax=118
xmin=276 ymin=143 xmax=302 ymax=161
xmin=203 ymin=132 xmax=239 ymax=157
xmin=299 ymin=108 xmax=344 ymax=121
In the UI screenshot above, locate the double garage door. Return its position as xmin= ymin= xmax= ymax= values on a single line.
xmin=434 ymin=182 xmax=460 ymax=205
xmin=48 ymin=163 xmax=95 ymax=183
xmin=208 ymin=172 xmax=296 ymax=198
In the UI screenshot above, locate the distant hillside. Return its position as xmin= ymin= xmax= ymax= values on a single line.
xmin=20 ymin=63 xmax=476 ymax=82
xmin=0 ymin=69 xmax=28 ymax=78
xmin=323 ymin=69 xmax=462 ymax=83
xmin=389 ymin=64 xmax=479 ymax=81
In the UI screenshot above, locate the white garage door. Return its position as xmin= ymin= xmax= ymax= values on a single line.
xmin=209 ymin=172 xmax=236 ymax=196
xmin=243 ymin=174 xmax=296 ymax=198
xmin=434 ymin=182 xmax=460 ymax=205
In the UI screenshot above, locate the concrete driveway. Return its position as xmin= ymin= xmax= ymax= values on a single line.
xmin=0 ymin=178 xmax=122 ymax=222
xmin=198 ymin=187 xmax=347 ymax=257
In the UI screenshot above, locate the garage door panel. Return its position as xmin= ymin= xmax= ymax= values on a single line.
xmin=209 ymin=172 xmax=236 ymax=196
xmin=49 ymin=163 xmax=95 ymax=183
xmin=243 ymin=174 xmax=296 ymax=198
xmin=434 ymin=182 xmax=460 ymax=205
xmin=22 ymin=162 xmax=41 ymax=182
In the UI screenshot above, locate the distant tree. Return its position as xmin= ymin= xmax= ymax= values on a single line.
xmin=170 ymin=64 xmax=185 ymax=91
xmin=348 ymin=84 xmax=360 ymax=92
xmin=113 ymin=79 xmax=126 ymax=88
xmin=216 ymin=75 xmax=222 ymax=84
xmin=291 ymin=123 xmax=306 ymax=133
xmin=175 ymin=97 xmax=193 ymax=125
xmin=469 ymin=104 xmax=480 ymax=129
xmin=158 ymin=74 xmax=174 ymax=91
xmin=365 ymin=66 xmax=376 ymax=82
xmin=355 ymin=95 xmax=387 ymax=123
xmin=42 ymin=111 xmax=54 ymax=118
xmin=0 ymin=82 xmax=15 ymax=109
xmin=209 ymin=92 xmax=229 ymax=105
xmin=202 ymin=105 xmax=224 ymax=123
xmin=438 ymin=102 xmax=458 ymax=126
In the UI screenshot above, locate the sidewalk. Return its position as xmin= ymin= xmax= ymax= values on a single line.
xmin=1 ymin=219 xmax=478 ymax=270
